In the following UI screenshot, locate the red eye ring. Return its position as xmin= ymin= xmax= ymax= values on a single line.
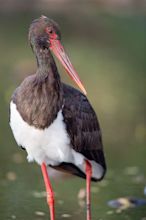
xmin=46 ymin=27 xmax=53 ymax=35
xmin=46 ymin=27 xmax=58 ymax=40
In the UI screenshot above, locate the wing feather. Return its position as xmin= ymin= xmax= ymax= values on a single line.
xmin=62 ymin=84 xmax=106 ymax=170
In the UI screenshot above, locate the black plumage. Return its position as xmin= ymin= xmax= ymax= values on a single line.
xmin=63 ymin=85 xmax=106 ymax=165
xmin=55 ymin=84 xmax=106 ymax=181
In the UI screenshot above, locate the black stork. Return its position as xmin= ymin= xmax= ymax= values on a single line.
xmin=9 ymin=16 xmax=106 ymax=220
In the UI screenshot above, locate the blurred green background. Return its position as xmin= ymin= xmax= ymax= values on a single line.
xmin=0 ymin=1 xmax=146 ymax=219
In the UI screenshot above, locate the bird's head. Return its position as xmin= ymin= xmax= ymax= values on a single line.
xmin=29 ymin=15 xmax=87 ymax=95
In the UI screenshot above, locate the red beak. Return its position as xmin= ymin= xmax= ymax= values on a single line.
xmin=49 ymin=39 xmax=87 ymax=95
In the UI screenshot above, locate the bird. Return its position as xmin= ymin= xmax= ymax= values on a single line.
xmin=9 ymin=15 xmax=106 ymax=220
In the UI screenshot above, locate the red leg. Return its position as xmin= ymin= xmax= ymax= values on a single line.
xmin=41 ymin=163 xmax=55 ymax=220
xmin=85 ymin=160 xmax=92 ymax=220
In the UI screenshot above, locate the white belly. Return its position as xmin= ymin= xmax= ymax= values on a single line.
xmin=10 ymin=102 xmax=73 ymax=165
xmin=10 ymin=102 xmax=104 ymax=179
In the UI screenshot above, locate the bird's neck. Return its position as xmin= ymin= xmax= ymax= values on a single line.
xmin=34 ymin=46 xmax=63 ymax=101
xmin=14 ymin=47 xmax=63 ymax=129
xmin=35 ymin=47 xmax=60 ymax=83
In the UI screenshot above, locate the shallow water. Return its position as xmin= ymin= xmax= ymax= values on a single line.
xmin=0 ymin=148 xmax=146 ymax=220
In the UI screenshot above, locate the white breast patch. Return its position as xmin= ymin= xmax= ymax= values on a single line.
xmin=10 ymin=102 xmax=73 ymax=166
xmin=10 ymin=101 xmax=104 ymax=180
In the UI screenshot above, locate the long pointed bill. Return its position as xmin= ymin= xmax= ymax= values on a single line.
xmin=49 ymin=39 xmax=87 ymax=95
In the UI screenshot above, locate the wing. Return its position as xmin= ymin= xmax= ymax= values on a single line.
xmin=62 ymin=84 xmax=106 ymax=170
